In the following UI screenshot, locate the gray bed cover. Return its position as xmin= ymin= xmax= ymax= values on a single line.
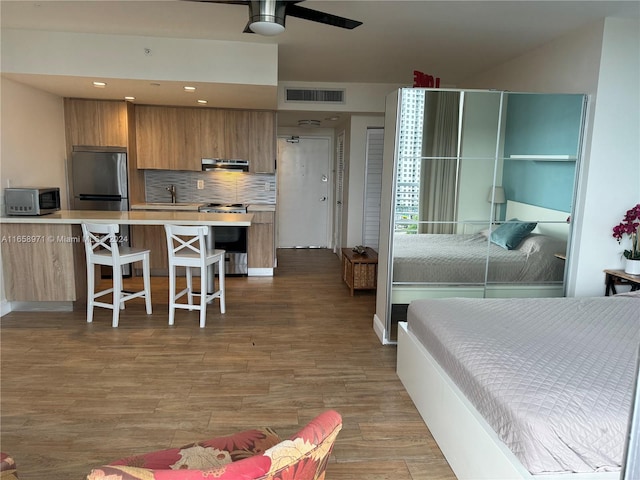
xmin=407 ymin=296 xmax=640 ymax=474
xmin=393 ymin=233 xmax=565 ymax=283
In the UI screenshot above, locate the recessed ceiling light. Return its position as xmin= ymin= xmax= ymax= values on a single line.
xmin=197 ymin=99 xmax=208 ymax=104
xmin=184 ymin=86 xmax=196 ymax=92
xmin=298 ymin=119 xmax=321 ymax=127
xmin=92 ymin=81 xmax=107 ymax=88
xmin=124 ymin=96 xmax=135 ymax=101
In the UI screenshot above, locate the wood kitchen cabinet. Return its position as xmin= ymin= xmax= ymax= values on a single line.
xmin=64 ymin=98 xmax=146 ymax=205
xmin=199 ymin=108 xmax=226 ymax=160
xmin=1 ymin=223 xmax=85 ymax=302
xmin=131 ymin=225 xmax=169 ymax=275
xmin=135 ymin=105 xmax=201 ymax=171
xmin=248 ymin=211 xmax=275 ymax=270
xmin=64 ymin=98 xmax=128 ymax=147
xmin=135 ymin=105 xmax=275 ymax=173
xmin=224 ymin=110 xmax=276 ymax=173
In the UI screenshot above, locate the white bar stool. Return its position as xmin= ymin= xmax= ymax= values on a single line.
xmin=82 ymin=223 xmax=152 ymax=327
xmin=164 ymin=224 xmax=226 ymax=328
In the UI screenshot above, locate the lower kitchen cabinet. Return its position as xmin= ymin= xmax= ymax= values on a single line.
xmin=248 ymin=211 xmax=275 ymax=272
xmin=131 ymin=225 xmax=168 ymax=275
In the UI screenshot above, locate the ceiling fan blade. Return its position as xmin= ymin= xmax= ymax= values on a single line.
xmin=184 ymin=0 xmax=250 ymax=5
xmin=285 ymin=4 xmax=362 ymax=30
xmin=242 ymin=20 xmax=255 ymax=33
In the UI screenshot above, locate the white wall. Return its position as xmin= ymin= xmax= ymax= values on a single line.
xmin=0 ymin=77 xmax=66 ymax=315
xmin=2 ymin=29 xmax=278 ymax=87
xmin=460 ymin=19 xmax=640 ymax=296
xmin=570 ymin=18 xmax=640 ymax=296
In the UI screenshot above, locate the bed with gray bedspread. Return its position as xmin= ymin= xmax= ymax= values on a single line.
xmin=393 ymin=232 xmax=566 ymax=283
xmin=407 ymin=295 xmax=640 ymax=474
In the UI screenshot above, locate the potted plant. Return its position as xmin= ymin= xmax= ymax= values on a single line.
xmin=612 ymin=203 xmax=640 ymax=274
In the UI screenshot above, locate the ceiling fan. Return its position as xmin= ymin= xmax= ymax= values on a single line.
xmin=186 ymin=0 xmax=363 ymax=36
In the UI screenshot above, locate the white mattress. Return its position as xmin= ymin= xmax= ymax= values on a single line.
xmin=407 ymin=296 xmax=640 ymax=474
xmin=392 ymin=232 xmax=565 ymax=283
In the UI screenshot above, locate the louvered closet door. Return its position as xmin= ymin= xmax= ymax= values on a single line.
xmin=363 ymin=128 xmax=384 ymax=249
xmin=333 ymin=132 xmax=345 ymax=252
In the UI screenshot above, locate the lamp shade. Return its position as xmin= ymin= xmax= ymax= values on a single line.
xmin=487 ymin=186 xmax=506 ymax=204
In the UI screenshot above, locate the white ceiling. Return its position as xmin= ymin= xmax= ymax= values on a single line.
xmin=2 ymin=0 xmax=639 ymax=127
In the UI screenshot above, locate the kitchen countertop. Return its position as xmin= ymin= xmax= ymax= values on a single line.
xmin=1 ymin=210 xmax=253 ymax=226
xmin=131 ymin=203 xmax=275 ymax=212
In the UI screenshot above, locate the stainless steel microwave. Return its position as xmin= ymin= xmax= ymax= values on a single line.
xmin=5 ymin=187 xmax=61 ymax=216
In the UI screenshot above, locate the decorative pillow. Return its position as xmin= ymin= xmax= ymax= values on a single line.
xmin=517 ymin=233 xmax=566 ymax=256
xmin=490 ymin=218 xmax=537 ymax=250
xmin=108 ymin=427 xmax=281 ymax=470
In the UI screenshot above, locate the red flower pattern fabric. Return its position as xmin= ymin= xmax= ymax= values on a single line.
xmin=86 ymin=410 xmax=342 ymax=480
xmin=0 ymin=452 xmax=18 ymax=479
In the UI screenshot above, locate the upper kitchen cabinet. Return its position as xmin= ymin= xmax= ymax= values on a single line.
xmin=135 ymin=105 xmax=201 ymax=171
xmin=199 ymin=108 xmax=226 ymax=160
xmin=64 ymin=99 xmax=128 ymax=147
xmin=224 ymin=110 xmax=276 ymax=173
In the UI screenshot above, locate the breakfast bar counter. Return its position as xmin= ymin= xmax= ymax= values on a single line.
xmin=1 ymin=210 xmax=253 ymax=307
xmin=0 ymin=209 xmax=253 ymax=226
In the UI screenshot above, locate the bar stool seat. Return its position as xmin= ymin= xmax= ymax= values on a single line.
xmin=164 ymin=224 xmax=225 ymax=328
xmin=82 ymin=222 xmax=152 ymax=327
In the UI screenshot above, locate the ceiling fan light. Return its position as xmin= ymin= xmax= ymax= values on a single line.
xmin=250 ymin=20 xmax=285 ymax=36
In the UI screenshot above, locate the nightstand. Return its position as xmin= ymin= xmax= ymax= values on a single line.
xmin=603 ymin=269 xmax=640 ymax=296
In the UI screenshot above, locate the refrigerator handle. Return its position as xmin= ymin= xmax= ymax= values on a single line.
xmin=78 ymin=194 xmax=123 ymax=201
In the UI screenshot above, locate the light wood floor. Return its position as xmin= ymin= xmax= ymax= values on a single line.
xmin=0 ymin=249 xmax=455 ymax=480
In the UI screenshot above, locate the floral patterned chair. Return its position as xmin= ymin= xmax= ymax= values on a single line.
xmin=86 ymin=410 xmax=342 ymax=480
xmin=0 ymin=452 xmax=18 ymax=479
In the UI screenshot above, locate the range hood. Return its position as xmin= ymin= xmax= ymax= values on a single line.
xmin=201 ymin=158 xmax=249 ymax=172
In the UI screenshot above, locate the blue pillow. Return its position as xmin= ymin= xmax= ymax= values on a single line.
xmin=490 ymin=218 xmax=537 ymax=250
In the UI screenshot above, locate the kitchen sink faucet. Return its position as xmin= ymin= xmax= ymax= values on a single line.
xmin=166 ymin=184 xmax=177 ymax=204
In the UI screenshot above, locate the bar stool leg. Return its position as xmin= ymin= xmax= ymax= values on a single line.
xmin=199 ymin=268 xmax=207 ymax=328
xmin=168 ymin=264 xmax=176 ymax=326
xmin=87 ymin=263 xmax=95 ymax=323
xmin=186 ymin=266 xmax=194 ymax=310
xmin=112 ymin=265 xmax=122 ymax=328
xmin=218 ymin=256 xmax=226 ymax=314
xmin=143 ymin=255 xmax=152 ymax=315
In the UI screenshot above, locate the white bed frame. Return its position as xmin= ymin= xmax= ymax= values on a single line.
xmin=391 ymin=201 xmax=570 ymax=304
xmin=397 ymin=321 xmax=618 ymax=480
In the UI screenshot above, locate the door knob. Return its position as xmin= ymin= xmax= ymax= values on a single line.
xmin=320 ymin=196 xmax=327 ymax=202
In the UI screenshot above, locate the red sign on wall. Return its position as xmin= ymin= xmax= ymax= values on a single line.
xmin=413 ymin=70 xmax=440 ymax=88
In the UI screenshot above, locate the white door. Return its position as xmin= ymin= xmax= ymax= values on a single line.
xmin=278 ymin=136 xmax=331 ymax=247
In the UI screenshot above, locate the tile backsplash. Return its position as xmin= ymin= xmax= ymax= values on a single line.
xmin=145 ymin=170 xmax=276 ymax=204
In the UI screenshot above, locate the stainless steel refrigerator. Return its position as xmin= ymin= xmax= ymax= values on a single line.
xmin=70 ymin=146 xmax=131 ymax=276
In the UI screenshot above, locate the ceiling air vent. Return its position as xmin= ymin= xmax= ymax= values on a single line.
xmin=285 ymin=88 xmax=345 ymax=104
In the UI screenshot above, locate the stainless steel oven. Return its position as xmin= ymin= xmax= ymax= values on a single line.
xmin=198 ymin=204 xmax=248 ymax=276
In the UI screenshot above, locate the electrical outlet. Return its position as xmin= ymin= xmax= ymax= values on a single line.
xmin=197 ymin=180 xmax=204 ymax=190
xmin=264 ymin=182 xmax=270 ymax=191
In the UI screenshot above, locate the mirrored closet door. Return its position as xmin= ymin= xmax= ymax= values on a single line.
xmin=385 ymin=88 xmax=587 ymax=342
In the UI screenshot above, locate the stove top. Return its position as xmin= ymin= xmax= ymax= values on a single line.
xmin=199 ymin=203 xmax=248 ymax=213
